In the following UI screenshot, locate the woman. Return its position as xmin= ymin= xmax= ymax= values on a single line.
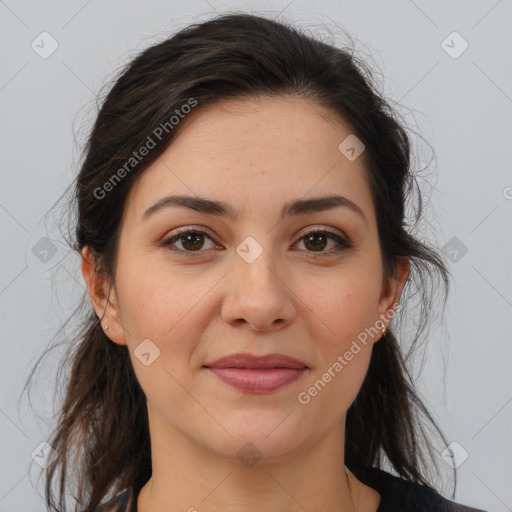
xmin=33 ymin=12 xmax=487 ymax=512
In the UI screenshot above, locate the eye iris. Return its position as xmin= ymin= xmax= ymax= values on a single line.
xmin=304 ymin=233 xmax=327 ymax=252
xmin=182 ymin=233 xmax=204 ymax=251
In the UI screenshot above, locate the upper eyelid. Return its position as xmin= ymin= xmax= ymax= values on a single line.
xmin=165 ymin=225 xmax=348 ymax=241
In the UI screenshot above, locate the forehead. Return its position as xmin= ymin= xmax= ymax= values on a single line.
xmin=169 ymin=95 xmax=354 ymax=155
xmin=124 ymin=95 xmax=375 ymax=225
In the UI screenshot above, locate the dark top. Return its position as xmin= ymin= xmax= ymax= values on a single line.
xmin=94 ymin=466 xmax=488 ymax=511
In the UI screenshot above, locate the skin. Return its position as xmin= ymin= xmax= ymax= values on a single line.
xmin=82 ymin=95 xmax=409 ymax=512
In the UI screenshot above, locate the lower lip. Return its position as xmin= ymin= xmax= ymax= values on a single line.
xmin=206 ymin=367 xmax=307 ymax=393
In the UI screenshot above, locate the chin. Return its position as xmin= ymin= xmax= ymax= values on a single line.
xmin=201 ymin=415 xmax=308 ymax=464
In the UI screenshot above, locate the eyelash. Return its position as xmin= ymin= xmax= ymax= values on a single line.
xmin=161 ymin=227 xmax=353 ymax=259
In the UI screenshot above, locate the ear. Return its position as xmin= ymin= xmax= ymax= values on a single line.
xmin=376 ymin=256 xmax=410 ymax=339
xmin=81 ymin=246 xmax=127 ymax=346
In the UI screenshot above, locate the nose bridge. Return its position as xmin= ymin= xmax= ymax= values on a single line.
xmin=234 ymin=233 xmax=282 ymax=291
xmin=222 ymin=231 xmax=295 ymax=330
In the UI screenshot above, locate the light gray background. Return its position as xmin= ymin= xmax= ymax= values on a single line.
xmin=1 ymin=1 xmax=511 ymax=511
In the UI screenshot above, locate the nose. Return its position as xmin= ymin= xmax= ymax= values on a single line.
xmin=221 ymin=244 xmax=296 ymax=332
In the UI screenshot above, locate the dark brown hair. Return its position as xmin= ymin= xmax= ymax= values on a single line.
xmin=23 ymin=12 xmax=454 ymax=512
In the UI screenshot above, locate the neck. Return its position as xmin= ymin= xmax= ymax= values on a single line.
xmin=137 ymin=410 xmax=377 ymax=512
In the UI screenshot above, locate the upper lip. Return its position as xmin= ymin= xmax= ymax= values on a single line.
xmin=204 ymin=352 xmax=308 ymax=369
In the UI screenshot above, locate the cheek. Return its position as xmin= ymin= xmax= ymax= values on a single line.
xmin=115 ymin=257 xmax=215 ymax=368
xmin=302 ymin=269 xmax=381 ymax=346
xmin=297 ymin=332 xmax=374 ymax=429
xmin=116 ymin=250 xmax=181 ymax=331
xmin=117 ymin=266 xmax=204 ymax=411
xmin=298 ymin=271 xmax=380 ymax=404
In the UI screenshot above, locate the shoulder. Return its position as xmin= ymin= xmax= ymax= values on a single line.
xmin=93 ymin=487 xmax=133 ymax=512
xmin=355 ymin=466 xmax=489 ymax=512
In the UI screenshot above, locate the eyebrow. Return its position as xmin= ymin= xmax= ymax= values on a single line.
xmin=142 ymin=194 xmax=368 ymax=226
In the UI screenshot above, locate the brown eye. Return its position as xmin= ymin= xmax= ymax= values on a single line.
xmin=162 ymin=229 xmax=216 ymax=255
xmin=179 ymin=232 xmax=206 ymax=251
xmin=303 ymin=232 xmax=328 ymax=252
xmin=161 ymin=227 xmax=352 ymax=259
xmin=296 ymin=229 xmax=352 ymax=257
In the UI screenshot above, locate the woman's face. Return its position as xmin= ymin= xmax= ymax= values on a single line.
xmin=84 ymin=95 xmax=408 ymax=460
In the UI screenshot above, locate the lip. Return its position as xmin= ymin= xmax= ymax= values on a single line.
xmin=203 ymin=353 xmax=309 ymax=393
xmin=205 ymin=352 xmax=308 ymax=369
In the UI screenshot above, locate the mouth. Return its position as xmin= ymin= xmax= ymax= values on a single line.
xmin=203 ymin=353 xmax=309 ymax=393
